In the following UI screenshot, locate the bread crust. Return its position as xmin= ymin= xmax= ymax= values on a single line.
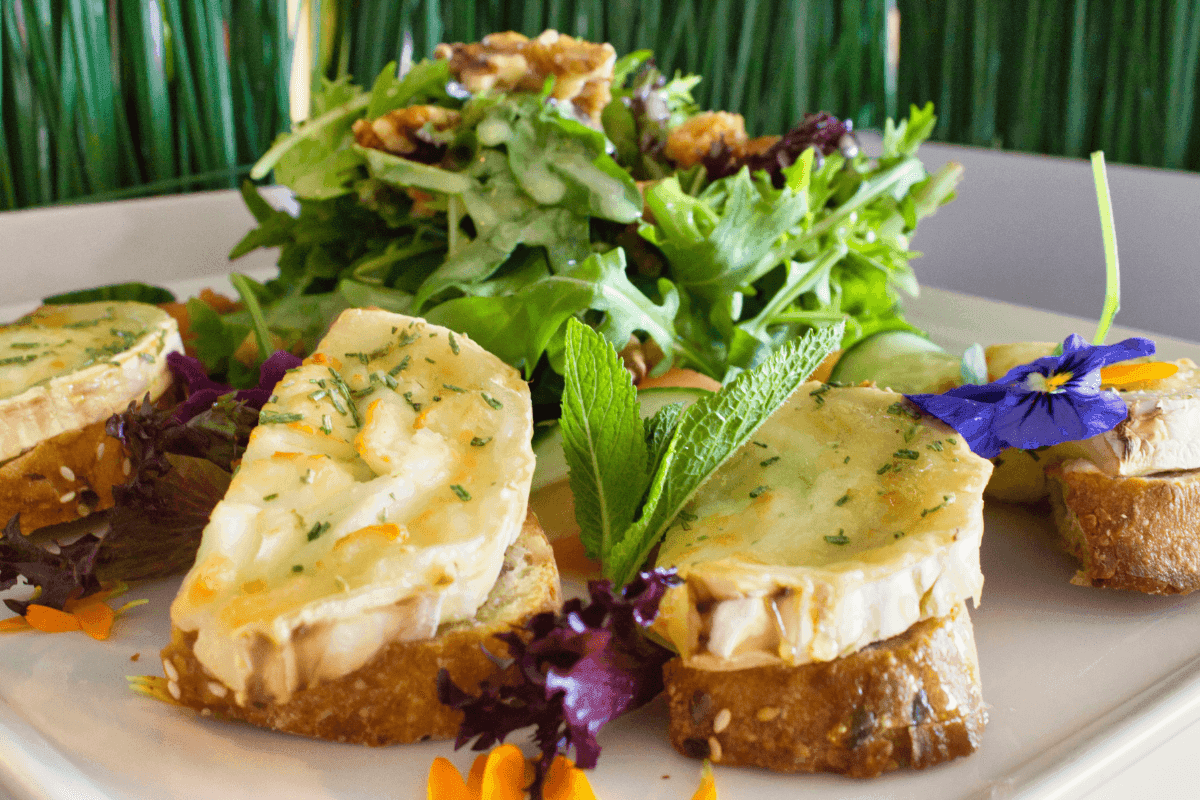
xmin=1047 ymin=459 xmax=1200 ymax=594
xmin=160 ymin=511 xmax=560 ymax=745
xmin=663 ymin=603 xmax=985 ymax=777
xmin=0 ymin=417 xmax=127 ymax=534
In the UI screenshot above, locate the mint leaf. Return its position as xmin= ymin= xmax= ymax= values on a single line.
xmin=560 ymin=319 xmax=650 ymax=560
xmin=645 ymin=401 xmax=687 ymax=474
xmin=605 ymin=322 xmax=843 ymax=586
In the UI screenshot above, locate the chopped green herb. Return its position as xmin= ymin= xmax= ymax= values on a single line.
xmin=877 ymin=463 xmax=893 ymax=475
xmin=470 ymin=437 xmax=492 ymax=447
xmin=139 ymin=352 xmax=156 ymax=363
xmin=432 ymin=396 xmax=442 ymax=402
xmin=292 ymin=564 xmax=304 ymax=573
xmin=450 ymin=484 xmax=471 ymax=501
xmin=809 ymin=385 xmax=831 ymax=406
xmin=9 ymin=342 xmax=40 ymax=350
xmin=448 ymin=332 xmax=460 ymax=355
xmin=320 ymin=414 xmax=333 ymax=435
xmin=403 ymin=391 xmax=422 ymax=412
xmin=752 ymin=441 xmax=769 ymax=448
xmin=326 ymin=368 xmax=362 ymax=427
xmin=381 ymin=371 xmax=398 ymax=389
xmin=425 ymin=357 xmax=436 ymax=364
xmin=903 ymin=423 xmax=921 ymax=443
xmin=749 ymin=485 xmax=770 ymax=499
xmin=843 ymin=455 xmax=851 ymax=463
xmin=1028 ymin=450 xmax=1041 ymax=462
xmin=343 ymin=343 xmax=393 ymax=365
xmin=389 ymin=355 xmax=411 ymax=376
xmin=0 ymin=354 xmax=38 ymax=366
xmin=927 ymin=441 xmax=944 ymax=452
xmin=893 ymin=448 xmax=920 ymax=460
xmin=760 ymin=456 xmax=781 ymax=467
xmin=397 ymin=331 xmax=420 ymax=348
xmin=947 ymin=437 xmax=958 ymax=445
xmin=442 ymin=383 xmax=466 ymax=393
xmin=260 ymin=411 xmax=304 ymax=424
xmin=480 ymin=392 xmax=503 ymax=410
xmin=825 ymin=532 xmax=850 ymax=545
xmin=836 ymin=492 xmax=851 ymax=506
xmin=263 ymin=493 xmax=278 ymax=501
xmin=306 ymin=521 xmax=330 ymax=541
xmin=921 ymin=495 xmax=952 ymax=517
xmin=893 ymin=531 xmax=906 ymax=539
xmin=308 ymin=389 xmax=328 ymax=403
xmin=887 ymin=401 xmax=921 ymax=420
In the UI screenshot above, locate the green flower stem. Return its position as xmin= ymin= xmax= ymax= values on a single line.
xmin=1090 ymin=151 xmax=1121 ymax=345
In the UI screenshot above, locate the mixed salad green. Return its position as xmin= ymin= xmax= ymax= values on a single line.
xmin=193 ymin=47 xmax=957 ymax=418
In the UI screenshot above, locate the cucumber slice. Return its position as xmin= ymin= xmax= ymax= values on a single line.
xmin=829 ymin=330 xmax=963 ymax=394
xmin=532 ymin=386 xmax=713 ymax=489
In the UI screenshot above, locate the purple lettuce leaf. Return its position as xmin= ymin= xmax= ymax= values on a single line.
xmin=704 ymin=112 xmax=858 ymax=187
xmin=438 ymin=568 xmax=681 ymax=795
xmin=0 ymin=515 xmax=103 ymax=615
xmin=169 ymin=350 xmax=301 ymax=423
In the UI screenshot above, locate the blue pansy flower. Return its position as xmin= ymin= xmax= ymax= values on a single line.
xmin=905 ymin=334 xmax=1156 ymax=459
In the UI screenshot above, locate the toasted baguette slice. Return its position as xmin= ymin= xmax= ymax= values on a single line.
xmin=0 ymin=417 xmax=128 ymax=534
xmin=159 ymin=511 xmax=559 ymax=745
xmin=663 ymin=602 xmax=985 ymax=777
xmin=1047 ymin=458 xmax=1200 ymax=594
xmin=1 ymin=302 xmax=182 ymax=463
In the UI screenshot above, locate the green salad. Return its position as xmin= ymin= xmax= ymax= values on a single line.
xmin=190 ymin=35 xmax=960 ymax=419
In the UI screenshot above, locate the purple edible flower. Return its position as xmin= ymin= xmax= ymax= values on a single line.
xmin=168 ymin=350 xmax=301 ymax=423
xmin=438 ymin=568 xmax=681 ymax=793
xmin=906 ymin=334 xmax=1155 ymax=459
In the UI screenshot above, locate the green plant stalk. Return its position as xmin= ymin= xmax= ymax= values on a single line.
xmin=1090 ymin=151 xmax=1120 ymax=345
xmin=230 ymin=273 xmax=274 ymax=363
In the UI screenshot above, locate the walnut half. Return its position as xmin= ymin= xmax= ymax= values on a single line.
xmin=434 ymin=30 xmax=616 ymax=124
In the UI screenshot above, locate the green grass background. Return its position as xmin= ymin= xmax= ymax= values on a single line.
xmin=3 ymin=0 xmax=1198 ymax=210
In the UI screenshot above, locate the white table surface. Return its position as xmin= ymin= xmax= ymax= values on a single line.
xmin=2 ymin=143 xmax=1199 ymax=799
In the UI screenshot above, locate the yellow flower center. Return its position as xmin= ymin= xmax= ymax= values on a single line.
xmin=1028 ymin=371 xmax=1073 ymax=393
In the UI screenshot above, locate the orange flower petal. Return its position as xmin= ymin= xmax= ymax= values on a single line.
xmin=426 ymin=757 xmax=472 ymax=800
xmin=1100 ymin=361 xmax=1179 ymax=387
xmin=543 ymin=756 xmax=598 ymax=800
xmin=467 ymin=752 xmax=489 ymax=795
xmin=25 ymin=605 xmax=81 ymax=633
xmin=479 ymin=744 xmax=527 ymax=800
xmin=691 ymin=761 xmax=718 ymax=800
xmin=72 ymin=598 xmax=116 ymax=640
xmin=0 ymin=616 xmax=31 ymax=633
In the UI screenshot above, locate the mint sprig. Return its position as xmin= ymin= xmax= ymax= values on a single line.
xmin=561 ymin=319 xmax=843 ymax=587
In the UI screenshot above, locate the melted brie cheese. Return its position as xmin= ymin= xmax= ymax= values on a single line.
xmin=0 ymin=302 xmax=182 ymax=461
xmin=170 ymin=310 xmax=534 ymax=705
xmin=654 ymin=382 xmax=991 ymax=671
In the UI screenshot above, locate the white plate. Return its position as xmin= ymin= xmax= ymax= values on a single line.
xmin=3 ymin=205 xmax=1200 ymax=800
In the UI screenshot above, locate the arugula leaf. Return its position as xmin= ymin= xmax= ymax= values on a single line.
xmin=365 ymin=58 xmax=453 ymax=119
xmin=640 ymin=169 xmax=810 ymax=300
xmin=559 ymin=319 xmax=649 ymax=560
